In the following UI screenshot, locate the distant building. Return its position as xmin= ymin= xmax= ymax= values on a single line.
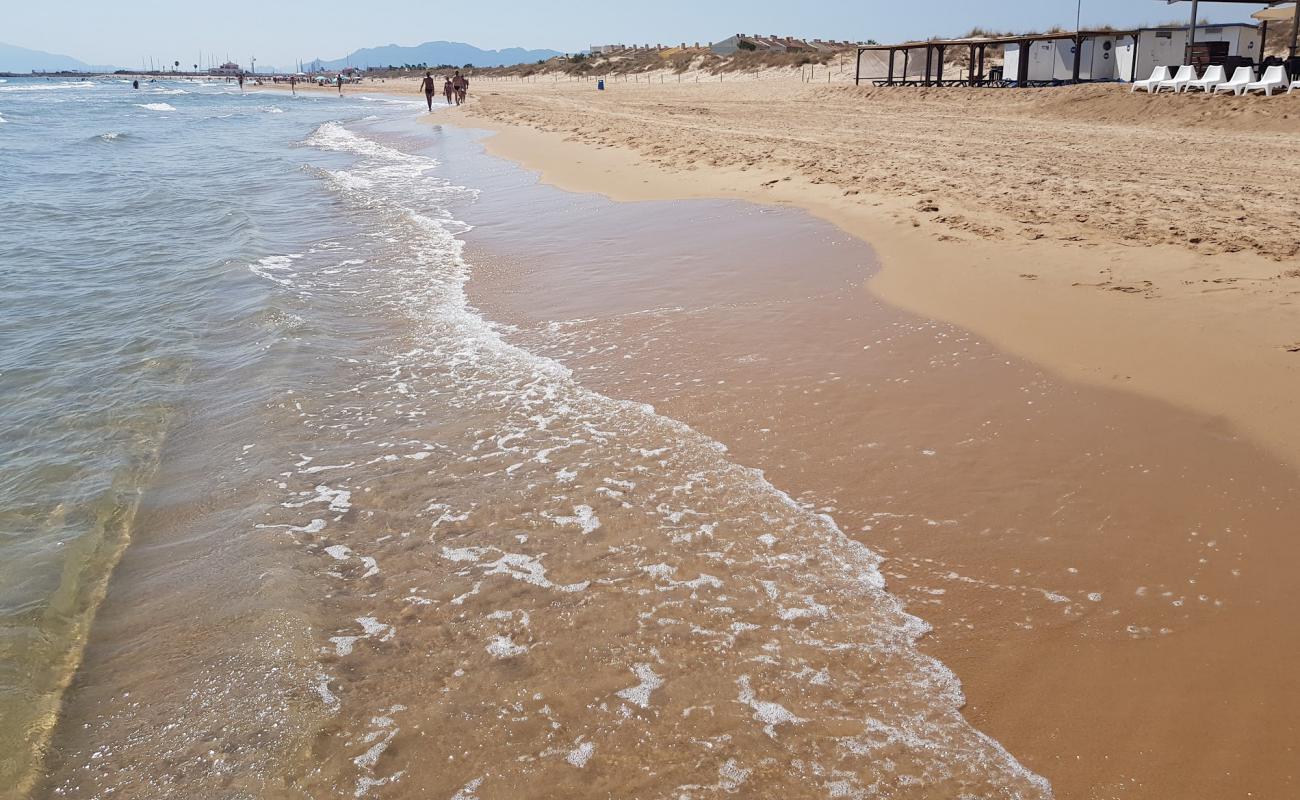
xmin=711 ymin=34 xmax=797 ymax=55
xmin=711 ymin=34 xmax=855 ymax=56
xmin=209 ymin=61 xmax=242 ymax=76
xmin=589 ymin=44 xmax=627 ymax=55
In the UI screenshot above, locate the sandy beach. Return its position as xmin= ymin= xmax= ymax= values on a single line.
xmin=9 ymin=70 xmax=1299 ymax=800
xmin=416 ymin=75 xmax=1300 ymax=798
xmin=437 ymin=76 xmax=1300 ymax=467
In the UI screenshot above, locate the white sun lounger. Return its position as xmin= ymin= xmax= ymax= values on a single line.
xmin=1212 ymin=66 xmax=1257 ymax=96
xmin=1290 ymin=79 xmax=1300 ymax=94
xmin=1243 ymin=65 xmax=1289 ymax=96
xmin=1185 ymin=65 xmax=1227 ymax=93
xmin=1156 ymin=65 xmax=1198 ymax=93
xmin=1131 ymin=65 xmax=1172 ymax=93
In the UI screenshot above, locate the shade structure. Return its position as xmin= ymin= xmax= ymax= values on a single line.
xmin=856 ymin=31 xmax=1139 ymax=87
xmin=1251 ymin=3 xmax=1296 ymax=21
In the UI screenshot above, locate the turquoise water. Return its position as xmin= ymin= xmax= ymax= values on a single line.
xmin=0 ymin=77 xmax=423 ymax=789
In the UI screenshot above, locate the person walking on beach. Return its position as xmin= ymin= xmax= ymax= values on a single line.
xmin=290 ymin=75 xmax=297 ymax=95
xmin=443 ymin=76 xmax=455 ymax=105
xmin=452 ymin=71 xmax=467 ymax=105
xmin=336 ymin=73 xmax=344 ymax=96
xmin=420 ymin=71 xmax=436 ymax=111
xmin=237 ymin=72 xmax=244 ymax=91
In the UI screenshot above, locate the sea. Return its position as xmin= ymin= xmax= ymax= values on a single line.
xmin=0 ymin=76 xmax=1052 ymax=798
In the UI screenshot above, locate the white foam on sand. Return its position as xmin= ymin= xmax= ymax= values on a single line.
xmin=282 ymin=484 xmax=352 ymax=515
xmin=451 ymin=777 xmax=483 ymax=800
xmin=325 ymin=545 xmax=353 ymax=561
xmin=565 ymin=740 xmax=595 ymax=768
xmin=329 ymin=616 xmax=395 ymax=656
xmin=615 ymin=663 xmax=664 ymax=709
xmin=313 ymin=674 xmax=339 ymax=707
xmin=552 ymin=504 xmax=601 ymax=534
xmin=481 ymin=552 xmax=590 ymax=593
xmin=485 ymin=635 xmax=527 ymax=659
xmin=736 ymin=675 xmax=806 ymax=737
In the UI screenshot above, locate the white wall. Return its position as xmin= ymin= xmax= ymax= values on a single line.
xmin=1115 ymin=25 xmax=1260 ymax=83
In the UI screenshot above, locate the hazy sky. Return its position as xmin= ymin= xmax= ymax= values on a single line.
xmin=7 ymin=0 xmax=1261 ymax=69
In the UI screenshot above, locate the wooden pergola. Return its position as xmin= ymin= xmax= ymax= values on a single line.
xmin=1162 ymin=1 xmax=1299 ymax=57
xmin=855 ymin=30 xmax=1138 ymax=88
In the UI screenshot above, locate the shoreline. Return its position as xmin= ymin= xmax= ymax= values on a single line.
xmin=38 ymin=115 xmax=1066 ymax=799
xmin=429 ymin=84 xmax=1300 ymax=473
xmin=419 ymin=95 xmax=1300 ymax=798
xmin=15 ymin=80 xmax=1299 ymax=798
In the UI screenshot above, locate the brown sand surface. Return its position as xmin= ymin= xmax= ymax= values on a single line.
xmin=452 ymin=142 xmax=1300 ymax=800
xmin=411 ymin=80 xmax=1300 ymax=798
xmin=435 ymin=77 xmax=1300 ymax=472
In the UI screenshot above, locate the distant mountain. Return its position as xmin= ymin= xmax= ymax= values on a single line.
xmin=311 ymin=41 xmax=563 ymax=70
xmin=0 ymin=42 xmax=114 ymax=73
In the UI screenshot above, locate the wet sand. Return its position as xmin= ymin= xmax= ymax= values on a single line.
xmin=441 ymin=78 xmax=1300 ymax=473
xmin=443 ymin=125 xmax=1300 ymax=798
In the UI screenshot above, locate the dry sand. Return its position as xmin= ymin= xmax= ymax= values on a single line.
xmin=410 ymin=75 xmax=1300 ymax=799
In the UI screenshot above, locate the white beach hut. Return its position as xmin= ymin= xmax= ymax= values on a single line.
xmin=1061 ymin=35 xmax=1124 ymax=81
xmin=1002 ymin=40 xmax=1058 ymax=83
xmin=1002 ymin=34 xmax=1126 ymax=83
xmin=1115 ymin=24 xmax=1261 ymax=82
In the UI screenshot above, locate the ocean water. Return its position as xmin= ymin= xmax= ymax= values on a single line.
xmin=0 ymin=77 xmax=424 ymax=793
xmin=1 ymin=78 xmax=1051 ymax=798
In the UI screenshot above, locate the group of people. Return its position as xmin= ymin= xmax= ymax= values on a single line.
xmin=420 ymin=71 xmax=469 ymax=110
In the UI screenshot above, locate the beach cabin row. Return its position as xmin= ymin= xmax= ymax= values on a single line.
xmin=1002 ymin=37 xmax=1122 ymax=83
xmin=1001 ymin=25 xmax=1259 ymax=84
xmin=856 ymin=24 xmax=1265 ymax=88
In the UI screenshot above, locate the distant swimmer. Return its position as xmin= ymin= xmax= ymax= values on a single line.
xmin=443 ymin=76 xmax=454 ymax=105
xmin=290 ymin=75 xmax=297 ymax=95
xmin=132 ymin=79 xmax=139 ymax=89
xmin=420 ymin=71 xmax=436 ymax=111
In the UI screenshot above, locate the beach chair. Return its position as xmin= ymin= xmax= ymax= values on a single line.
xmin=1212 ymin=66 xmax=1256 ymax=96
xmin=1243 ymin=65 xmax=1289 ymax=96
xmin=1290 ymin=79 xmax=1300 ymax=94
xmin=1185 ymin=65 xmax=1226 ymax=93
xmin=1156 ymin=65 xmax=1198 ymax=93
xmin=1131 ymin=65 xmax=1172 ymax=93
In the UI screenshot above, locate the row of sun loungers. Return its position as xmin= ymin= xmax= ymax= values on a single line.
xmin=1131 ymin=65 xmax=1299 ymax=96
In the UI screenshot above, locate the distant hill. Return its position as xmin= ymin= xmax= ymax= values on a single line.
xmin=0 ymin=42 xmax=114 ymax=73
xmin=311 ymin=41 xmax=563 ymax=71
